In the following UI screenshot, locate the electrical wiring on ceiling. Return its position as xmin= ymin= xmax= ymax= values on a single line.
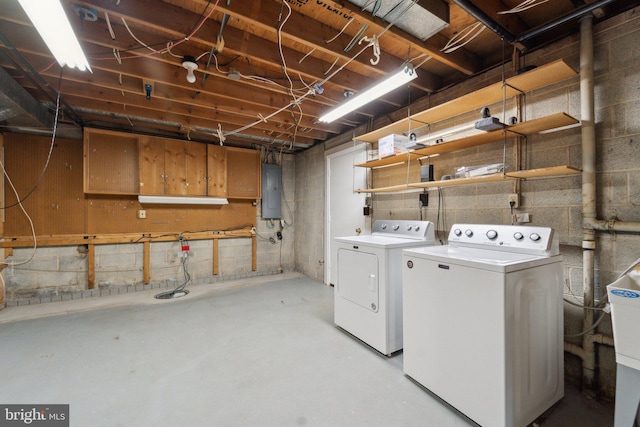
xmin=92 ymin=0 xmax=220 ymax=62
xmin=227 ymin=0 xmax=421 ymax=141
xmin=441 ymin=21 xmax=486 ymax=54
xmin=325 ymin=17 xmax=356 ymax=44
xmin=89 ymin=0 xmax=421 ymax=148
xmin=497 ymin=0 xmax=549 ymax=14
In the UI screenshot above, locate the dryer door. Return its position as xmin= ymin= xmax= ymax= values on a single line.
xmin=337 ymin=248 xmax=379 ymax=312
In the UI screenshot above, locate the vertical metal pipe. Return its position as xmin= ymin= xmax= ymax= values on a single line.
xmin=580 ymin=14 xmax=597 ymax=390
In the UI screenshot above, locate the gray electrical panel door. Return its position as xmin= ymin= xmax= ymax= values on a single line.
xmin=261 ymin=163 xmax=282 ymax=219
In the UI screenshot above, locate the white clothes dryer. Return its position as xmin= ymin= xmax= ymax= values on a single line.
xmin=402 ymin=224 xmax=564 ymax=427
xmin=334 ymin=220 xmax=435 ymax=356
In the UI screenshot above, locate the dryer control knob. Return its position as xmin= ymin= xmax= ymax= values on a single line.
xmin=454 ymin=229 xmax=462 ymax=236
xmin=530 ymin=233 xmax=541 ymax=241
xmin=393 ymin=224 xmax=400 ymax=231
xmin=514 ymin=232 xmax=524 ymax=241
xmin=465 ymin=229 xmax=473 ymax=237
xmin=381 ymin=224 xmax=387 ymax=230
xmin=414 ymin=226 xmax=421 ymax=231
xmin=486 ymin=230 xmax=498 ymax=240
xmin=406 ymin=225 xmax=413 ymax=231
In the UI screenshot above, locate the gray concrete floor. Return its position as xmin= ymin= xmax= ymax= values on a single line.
xmin=0 ymin=273 xmax=615 ymax=426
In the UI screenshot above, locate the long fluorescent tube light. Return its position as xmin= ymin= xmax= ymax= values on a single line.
xmin=318 ymin=64 xmax=417 ymax=123
xmin=138 ymin=196 xmax=229 ymax=205
xmin=17 ymin=0 xmax=92 ymax=72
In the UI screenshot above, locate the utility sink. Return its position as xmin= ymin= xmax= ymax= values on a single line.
xmin=608 ymin=271 xmax=640 ymax=370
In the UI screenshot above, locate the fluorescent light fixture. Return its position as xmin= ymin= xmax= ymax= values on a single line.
xmin=17 ymin=0 xmax=92 ymax=72
xmin=138 ymin=196 xmax=229 ymax=205
xmin=318 ymin=64 xmax=417 ymax=123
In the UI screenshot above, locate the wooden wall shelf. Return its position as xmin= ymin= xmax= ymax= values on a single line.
xmin=356 ymin=166 xmax=581 ymax=193
xmin=355 ymin=113 xmax=579 ymax=168
xmin=355 ymin=59 xmax=577 ymax=144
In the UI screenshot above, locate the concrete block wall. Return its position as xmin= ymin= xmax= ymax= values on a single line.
xmin=294 ymin=143 xmax=325 ymax=281
xmin=5 ymin=246 xmax=88 ymax=302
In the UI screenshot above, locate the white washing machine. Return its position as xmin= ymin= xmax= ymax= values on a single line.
xmin=334 ymin=220 xmax=435 ymax=356
xmin=402 ymin=224 xmax=564 ymax=427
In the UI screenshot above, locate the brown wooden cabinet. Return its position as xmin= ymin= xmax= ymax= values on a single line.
xmin=226 ymin=147 xmax=261 ymax=199
xmin=84 ymin=129 xmax=262 ymax=201
xmin=139 ymin=136 xmax=207 ymax=196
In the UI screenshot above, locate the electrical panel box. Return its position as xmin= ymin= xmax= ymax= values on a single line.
xmin=261 ymin=163 xmax=282 ymax=219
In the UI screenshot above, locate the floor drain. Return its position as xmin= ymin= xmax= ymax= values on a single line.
xmin=154 ymin=290 xmax=190 ymax=300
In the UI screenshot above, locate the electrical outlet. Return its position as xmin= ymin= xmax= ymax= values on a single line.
xmin=137 ymin=209 xmax=147 ymax=219
xmin=508 ymin=193 xmax=519 ymax=208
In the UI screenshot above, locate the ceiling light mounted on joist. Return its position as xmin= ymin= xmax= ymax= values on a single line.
xmin=227 ymin=67 xmax=241 ymax=81
xmin=319 ymin=64 xmax=417 ymax=123
xmin=181 ymin=56 xmax=198 ymax=84
xmin=17 ymin=0 xmax=92 ymax=71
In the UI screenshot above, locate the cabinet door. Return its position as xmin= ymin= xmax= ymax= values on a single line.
xmin=226 ymin=147 xmax=261 ymax=199
xmin=84 ymin=129 xmax=139 ymax=195
xmin=185 ymin=141 xmax=207 ymax=196
xmin=207 ymin=144 xmax=227 ymax=197
xmin=163 ymin=139 xmax=187 ymax=195
xmin=139 ymin=136 xmax=166 ymax=195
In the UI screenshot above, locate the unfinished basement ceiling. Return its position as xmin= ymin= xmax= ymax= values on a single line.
xmin=0 ymin=0 xmax=636 ymax=152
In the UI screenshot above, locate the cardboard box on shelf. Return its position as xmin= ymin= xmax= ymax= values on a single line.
xmin=378 ymin=134 xmax=408 ymax=159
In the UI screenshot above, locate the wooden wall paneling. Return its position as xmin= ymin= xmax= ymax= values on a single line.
xmin=252 ymin=234 xmax=257 ymax=271
xmin=164 ymin=138 xmax=187 ymax=196
xmin=213 ymin=238 xmax=219 ymax=275
xmin=87 ymin=195 xmax=256 ymax=234
xmin=4 ymin=135 xmax=86 ymax=236
xmin=226 ymin=147 xmax=261 ymax=199
xmin=87 ymin=195 xmax=141 ymax=234
xmin=139 ymin=136 xmax=166 ymax=195
xmin=185 ymin=141 xmax=207 ymax=196
xmin=207 ymin=144 xmax=227 ymax=197
xmin=84 ymin=129 xmax=139 ymax=194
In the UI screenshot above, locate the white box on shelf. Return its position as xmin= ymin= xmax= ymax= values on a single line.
xmin=378 ymin=134 xmax=408 ymax=159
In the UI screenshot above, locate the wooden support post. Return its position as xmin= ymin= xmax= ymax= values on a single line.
xmin=87 ymin=244 xmax=95 ymax=289
xmin=143 ymin=240 xmax=150 ymax=284
xmin=213 ymin=238 xmax=219 ymax=275
xmin=252 ymin=235 xmax=257 ymax=271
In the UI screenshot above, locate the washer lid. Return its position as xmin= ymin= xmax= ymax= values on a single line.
xmin=403 ymin=245 xmax=562 ymax=273
xmin=335 ymin=234 xmax=435 ymax=249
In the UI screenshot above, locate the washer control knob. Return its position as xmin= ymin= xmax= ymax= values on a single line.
xmin=486 ymin=230 xmax=498 ymax=240
xmin=454 ymin=229 xmax=462 ymax=236
xmin=414 ymin=225 xmax=421 ymax=231
xmin=530 ymin=233 xmax=541 ymax=242
xmin=465 ymin=229 xmax=473 ymax=237
xmin=381 ymin=224 xmax=387 ymax=230
xmin=514 ymin=232 xmax=524 ymax=241
xmin=406 ymin=225 xmax=413 ymax=231
xmin=393 ymin=224 xmax=400 ymax=231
